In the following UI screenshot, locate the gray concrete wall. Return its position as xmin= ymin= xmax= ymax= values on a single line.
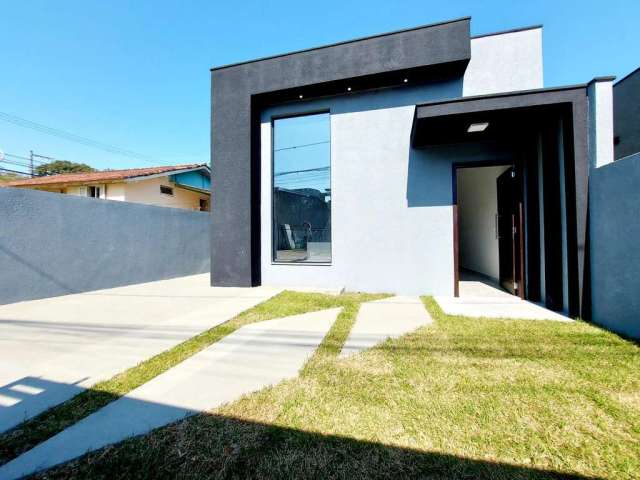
xmin=614 ymin=68 xmax=640 ymax=159
xmin=0 ymin=188 xmax=210 ymax=305
xmin=589 ymin=153 xmax=640 ymax=339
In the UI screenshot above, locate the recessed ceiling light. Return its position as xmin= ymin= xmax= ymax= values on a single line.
xmin=347 ymin=87 xmax=352 ymax=91
xmin=298 ymin=94 xmax=304 ymax=99
xmin=467 ymin=122 xmax=489 ymax=133
xmin=403 ymin=78 xmax=408 ymax=83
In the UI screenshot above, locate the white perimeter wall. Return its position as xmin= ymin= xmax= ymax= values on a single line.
xmin=457 ymin=166 xmax=510 ymax=280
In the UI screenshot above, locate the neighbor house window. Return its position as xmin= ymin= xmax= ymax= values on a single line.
xmin=272 ymin=112 xmax=331 ymax=263
xmin=160 ymin=185 xmax=174 ymax=196
xmin=87 ymin=186 xmax=100 ymax=198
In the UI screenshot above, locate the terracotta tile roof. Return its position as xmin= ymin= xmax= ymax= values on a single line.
xmin=2 ymin=164 xmax=207 ymax=187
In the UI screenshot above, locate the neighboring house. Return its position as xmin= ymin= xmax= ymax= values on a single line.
xmin=3 ymin=164 xmax=211 ymax=211
xmin=210 ymin=17 xmax=615 ymax=319
xmin=613 ymin=66 xmax=640 ymax=159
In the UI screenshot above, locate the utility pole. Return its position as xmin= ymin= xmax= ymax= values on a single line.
xmin=30 ymin=152 xmax=56 ymax=177
xmin=29 ymin=150 xmax=34 ymax=177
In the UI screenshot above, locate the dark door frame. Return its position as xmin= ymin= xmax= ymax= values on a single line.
xmin=451 ymin=159 xmax=524 ymax=298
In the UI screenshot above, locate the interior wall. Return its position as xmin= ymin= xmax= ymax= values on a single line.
xmin=457 ymin=165 xmax=511 ymax=280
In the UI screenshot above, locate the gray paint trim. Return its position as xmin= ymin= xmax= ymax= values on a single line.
xmin=211 ymin=18 xmax=472 ymax=287
xmin=414 ymin=86 xmax=590 ymax=317
xmin=471 ymin=24 xmax=543 ymax=39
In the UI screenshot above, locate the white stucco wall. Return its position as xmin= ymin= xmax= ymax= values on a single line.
xmin=588 ymin=79 xmax=615 ymax=169
xmin=463 ymin=28 xmax=543 ymax=96
xmin=260 ymin=82 xmax=517 ymax=295
xmin=257 ymin=29 xmax=541 ymax=295
xmin=124 ymin=177 xmax=209 ymax=210
xmin=106 ymin=183 xmax=126 ymax=201
xmin=457 ymin=166 xmax=510 ymax=280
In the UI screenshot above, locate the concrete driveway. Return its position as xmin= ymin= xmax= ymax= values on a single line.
xmin=0 ymin=274 xmax=280 ymax=433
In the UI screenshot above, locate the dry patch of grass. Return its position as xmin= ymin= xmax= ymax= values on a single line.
xmin=34 ymin=297 xmax=640 ymax=479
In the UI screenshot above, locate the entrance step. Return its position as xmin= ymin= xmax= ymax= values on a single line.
xmin=434 ymin=296 xmax=571 ymax=321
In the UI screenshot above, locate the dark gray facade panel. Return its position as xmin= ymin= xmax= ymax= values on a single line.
xmin=589 ymin=153 xmax=640 ymax=339
xmin=0 ymin=188 xmax=210 ymax=305
xmin=613 ymin=67 xmax=640 ymax=159
xmin=210 ymin=18 xmax=472 ymax=287
xmin=416 ymin=86 xmax=587 ymax=119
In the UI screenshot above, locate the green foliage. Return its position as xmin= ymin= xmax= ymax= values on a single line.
xmin=35 ymin=160 xmax=95 ymax=176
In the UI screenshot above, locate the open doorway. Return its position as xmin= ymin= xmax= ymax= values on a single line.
xmin=455 ymin=164 xmax=525 ymax=299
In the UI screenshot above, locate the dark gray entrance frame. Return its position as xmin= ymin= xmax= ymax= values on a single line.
xmin=413 ymin=84 xmax=590 ymax=317
xmin=210 ymin=17 xmax=472 ymax=287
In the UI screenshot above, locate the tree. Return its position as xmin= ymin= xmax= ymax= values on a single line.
xmin=35 ymin=160 xmax=96 ymax=176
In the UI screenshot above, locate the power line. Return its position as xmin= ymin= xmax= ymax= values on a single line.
xmin=4 ymin=153 xmax=47 ymax=165
xmin=274 ymin=165 xmax=329 ymax=177
xmin=0 ymin=166 xmax=31 ymax=176
xmin=0 ymin=111 xmax=158 ymax=164
xmin=274 ymin=140 xmax=329 ymax=152
xmin=276 ymin=172 xmax=329 ymax=184
xmin=0 ymin=159 xmax=33 ymax=169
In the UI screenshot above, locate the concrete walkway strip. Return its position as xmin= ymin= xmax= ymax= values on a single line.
xmin=340 ymin=296 xmax=432 ymax=358
xmin=434 ymin=296 xmax=572 ymax=321
xmin=0 ymin=307 xmax=341 ymax=480
xmin=0 ymin=274 xmax=281 ymax=433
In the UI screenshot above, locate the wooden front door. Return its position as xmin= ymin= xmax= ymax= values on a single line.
xmin=497 ymin=167 xmax=525 ymax=298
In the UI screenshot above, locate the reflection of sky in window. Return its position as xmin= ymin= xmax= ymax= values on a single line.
xmin=274 ymin=113 xmax=330 ymax=193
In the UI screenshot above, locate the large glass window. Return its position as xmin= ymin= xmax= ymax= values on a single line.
xmin=273 ymin=112 xmax=331 ymax=263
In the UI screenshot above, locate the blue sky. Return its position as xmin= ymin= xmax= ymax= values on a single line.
xmin=0 ymin=0 xmax=637 ymax=172
xmin=274 ymin=113 xmax=330 ymax=192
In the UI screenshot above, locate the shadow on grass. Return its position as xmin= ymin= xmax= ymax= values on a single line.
xmin=0 ymin=384 xmax=601 ymax=480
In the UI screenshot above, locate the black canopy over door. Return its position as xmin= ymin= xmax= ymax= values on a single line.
xmin=497 ymin=167 xmax=525 ymax=298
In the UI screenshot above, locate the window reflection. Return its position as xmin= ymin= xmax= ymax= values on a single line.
xmin=273 ymin=112 xmax=331 ymax=263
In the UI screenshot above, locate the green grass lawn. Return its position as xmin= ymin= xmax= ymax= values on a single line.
xmin=26 ymin=297 xmax=640 ymax=479
xmin=0 ymin=290 xmax=384 ymax=466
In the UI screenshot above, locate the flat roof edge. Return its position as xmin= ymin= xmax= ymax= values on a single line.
xmin=210 ymin=16 xmax=471 ymax=71
xmin=471 ymin=24 xmax=543 ymax=40
xmin=614 ymin=66 xmax=640 ymax=86
xmin=588 ymin=76 xmax=616 ymax=84
xmin=417 ymin=83 xmax=589 ymax=110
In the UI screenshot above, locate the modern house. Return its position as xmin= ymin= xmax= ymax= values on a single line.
xmin=210 ymin=17 xmax=615 ymax=319
xmin=613 ymin=66 xmax=640 ymax=160
xmin=3 ymin=164 xmax=211 ymax=211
